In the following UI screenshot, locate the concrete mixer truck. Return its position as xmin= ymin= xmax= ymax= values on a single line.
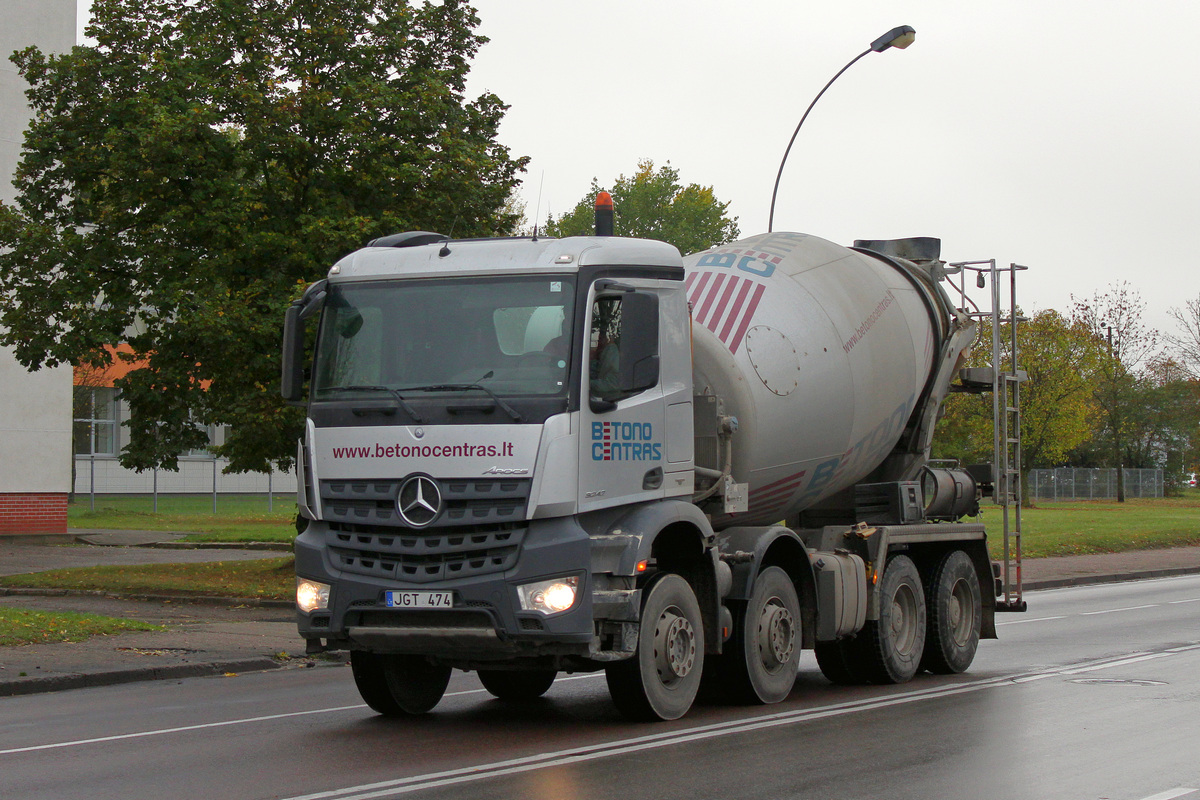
xmin=281 ymin=205 xmax=1023 ymax=721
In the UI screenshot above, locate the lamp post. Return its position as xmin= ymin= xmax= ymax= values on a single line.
xmin=767 ymin=25 xmax=916 ymax=232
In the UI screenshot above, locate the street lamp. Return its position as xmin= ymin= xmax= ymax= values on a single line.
xmin=767 ymin=25 xmax=916 ymax=232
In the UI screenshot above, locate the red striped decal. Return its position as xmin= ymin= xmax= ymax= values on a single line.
xmin=695 ymin=273 xmax=728 ymax=325
xmin=726 ymin=283 xmax=766 ymax=354
xmin=718 ymin=279 xmax=755 ymax=342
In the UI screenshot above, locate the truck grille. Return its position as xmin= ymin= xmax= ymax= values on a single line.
xmin=319 ymin=477 xmax=530 ymax=529
xmin=325 ymin=523 xmax=526 ymax=584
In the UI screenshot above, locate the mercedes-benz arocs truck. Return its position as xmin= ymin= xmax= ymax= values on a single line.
xmin=282 ymin=208 xmax=1020 ymax=721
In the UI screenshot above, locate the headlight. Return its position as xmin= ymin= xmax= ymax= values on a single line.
xmin=517 ymin=575 xmax=580 ymax=615
xmin=296 ymin=578 xmax=331 ymax=613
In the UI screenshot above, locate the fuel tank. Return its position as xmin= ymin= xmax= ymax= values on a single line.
xmin=682 ymin=231 xmax=958 ymax=527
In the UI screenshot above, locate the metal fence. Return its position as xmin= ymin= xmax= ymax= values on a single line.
xmin=1028 ymin=468 xmax=1164 ymax=501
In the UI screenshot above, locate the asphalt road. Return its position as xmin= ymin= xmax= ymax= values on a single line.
xmin=2 ymin=575 xmax=1199 ymax=800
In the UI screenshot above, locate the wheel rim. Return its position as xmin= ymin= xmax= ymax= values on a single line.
xmin=948 ymin=577 xmax=974 ymax=646
xmin=890 ymin=583 xmax=919 ymax=656
xmin=757 ymin=598 xmax=796 ymax=673
xmin=654 ymin=605 xmax=696 ymax=686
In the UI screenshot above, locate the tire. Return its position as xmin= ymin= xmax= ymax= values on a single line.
xmin=350 ymin=651 xmax=452 ymax=716
xmin=921 ymin=550 xmax=982 ymax=674
xmin=858 ymin=554 xmax=926 ymax=684
xmin=722 ymin=567 xmax=801 ymax=704
xmin=478 ymin=669 xmax=557 ymax=701
xmin=814 ymin=638 xmax=869 ymax=686
xmin=605 ymin=574 xmax=704 ymax=721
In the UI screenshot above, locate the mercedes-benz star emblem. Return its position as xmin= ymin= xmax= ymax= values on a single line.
xmin=397 ymin=475 xmax=441 ymax=528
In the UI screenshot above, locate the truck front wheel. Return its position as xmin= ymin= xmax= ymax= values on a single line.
xmin=605 ymin=574 xmax=704 ymax=721
xmin=921 ymin=549 xmax=982 ymax=674
xmin=350 ymin=651 xmax=451 ymax=716
xmin=478 ymin=669 xmax=557 ymax=700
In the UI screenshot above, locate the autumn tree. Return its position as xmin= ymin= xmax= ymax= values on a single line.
xmin=544 ymin=159 xmax=739 ymax=254
xmin=1071 ymin=283 xmax=1159 ymax=502
xmin=934 ymin=309 xmax=1104 ymax=506
xmin=0 ymin=0 xmax=526 ymax=473
xmin=1165 ymin=294 xmax=1200 ymax=379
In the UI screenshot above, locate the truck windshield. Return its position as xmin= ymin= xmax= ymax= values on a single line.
xmin=312 ymin=275 xmax=575 ymax=400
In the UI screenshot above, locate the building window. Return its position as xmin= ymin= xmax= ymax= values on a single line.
xmin=74 ymin=387 xmax=119 ymax=456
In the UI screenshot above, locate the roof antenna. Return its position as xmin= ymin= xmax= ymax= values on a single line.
xmin=439 ymin=216 xmax=459 ymax=258
xmin=531 ymin=171 xmax=545 ymax=241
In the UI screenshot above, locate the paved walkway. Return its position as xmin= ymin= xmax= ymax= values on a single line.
xmin=2 ymin=531 xmax=1200 ymax=697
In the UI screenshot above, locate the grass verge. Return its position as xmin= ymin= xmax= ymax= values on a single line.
xmin=0 ymin=558 xmax=295 ymax=601
xmin=69 ymin=494 xmax=296 ymax=543
xmin=980 ymin=495 xmax=1200 ymax=557
xmin=0 ymin=607 xmax=165 ymax=647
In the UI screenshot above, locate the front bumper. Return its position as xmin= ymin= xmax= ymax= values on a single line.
xmin=295 ymin=516 xmax=596 ymax=661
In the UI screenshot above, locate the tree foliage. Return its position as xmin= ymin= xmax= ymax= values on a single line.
xmin=0 ymin=0 xmax=527 ymax=472
xmin=1070 ymin=283 xmax=1159 ymax=500
xmin=934 ymin=309 xmax=1105 ymax=503
xmin=543 ymin=159 xmax=739 ymax=254
xmin=1165 ymin=294 xmax=1200 ymax=380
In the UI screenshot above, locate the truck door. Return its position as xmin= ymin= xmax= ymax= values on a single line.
xmin=577 ymin=281 xmax=669 ymax=512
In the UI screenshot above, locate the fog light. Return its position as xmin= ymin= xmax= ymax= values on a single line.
xmin=517 ymin=575 xmax=580 ymax=615
xmin=297 ymin=578 xmax=331 ymax=613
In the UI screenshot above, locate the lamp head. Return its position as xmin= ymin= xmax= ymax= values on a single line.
xmin=871 ymin=25 xmax=916 ymax=52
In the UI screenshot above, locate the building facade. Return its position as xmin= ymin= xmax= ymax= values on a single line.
xmin=0 ymin=1 xmax=76 ymax=534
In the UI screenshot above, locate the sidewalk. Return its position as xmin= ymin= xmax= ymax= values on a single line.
xmin=3 ymin=532 xmax=1200 ymax=698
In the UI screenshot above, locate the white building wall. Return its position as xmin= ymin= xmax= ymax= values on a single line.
xmin=1 ymin=1 xmax=77 ymax=533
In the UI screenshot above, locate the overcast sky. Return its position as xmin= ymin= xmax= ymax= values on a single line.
xmin=75 ymin=1 xmax=1199 ymax=337
xmin=460 ymin=0 xmax=1200 ymax=337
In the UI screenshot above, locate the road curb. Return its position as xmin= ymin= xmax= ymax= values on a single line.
xmin=0 ymin=657 xmax=284 ymax=698
xmin=0 ymin=586 xmax=293 ymax=609
xmin=1023 ymin=565 xmax=1200 ymax=592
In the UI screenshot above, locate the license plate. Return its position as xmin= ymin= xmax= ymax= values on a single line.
xmin=385 ymin=591 xmax=454 ymax=609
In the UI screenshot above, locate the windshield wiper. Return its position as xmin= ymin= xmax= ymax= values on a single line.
xmin=318 ymin=385 xmax=424 ymax=423
xmin=403 ymin=374 xmax=524 ymax=423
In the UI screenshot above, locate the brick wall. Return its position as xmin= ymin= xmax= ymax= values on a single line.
xmin=0 ymin=493 xmax=68 ymax=534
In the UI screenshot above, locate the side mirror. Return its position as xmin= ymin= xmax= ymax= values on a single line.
xmin=618 ymin=291 xmax=659 ymax=394
xmin=281 ymin=303 xmax=306 ymax=405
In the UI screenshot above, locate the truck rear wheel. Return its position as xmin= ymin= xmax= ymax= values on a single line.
xmin=723 ymin=567 xmax=800 ymax=703
xmin=605 ymin=574 xmax=704 ymax=721
xmin=478 ymin=669 xmax=557 ymax=700
xmin=350 ymin=651 xmax=451 ymax=716
xmin=921 ymin=550 xmax=982 ymax=674
xmin=858 ymin=554 xmax=926 ymax=684
xmin=814 ymin=638 xmax=869 ymax=685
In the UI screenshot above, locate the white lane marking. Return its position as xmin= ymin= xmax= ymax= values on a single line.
xmin=1138 ymin=789 xmax=1199 ymax=800
xmin=0 ymin=675 xmax=608 ymax=755
xmin=1168 ymin=598 xmax=1200 ymax=604
xmin=0 ymin=704 xmax=367 ymax=755
xmin=276 ymin=645 xmax=1200 ymax=800
xmin=6 ymin=644 xmax=1200 ymax=762
xmin=1080 ymin=604 xmax=1160 ymax=616
xmin=444 ymin=672 xmax=597 ymax=699
xmin=996 ymin=615 xmax=1067 ymax=626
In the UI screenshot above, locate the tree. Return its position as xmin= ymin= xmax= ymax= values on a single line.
xmin=0 ymin=0 xmax=527 ymax=473
xmin=1071 ymin=283 xmax=1160 ymax=502
xmin=544 ymin=159 xmax=739 ymax=254
xmin=1165 ymin=294 xmax=1200 ymax=379
xmin=934 ymin=309 xmax=1104 ymax=506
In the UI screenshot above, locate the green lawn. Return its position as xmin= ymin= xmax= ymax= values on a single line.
xmin=0 ymin=557 xmax=296 ymax=601
xmin=0 ymin=607 xmax=165 ymax=647
xmin=69 ymin=494 xmax=297 ymax=543
xmin=978 ymin=495 xmax=1200 ymax=558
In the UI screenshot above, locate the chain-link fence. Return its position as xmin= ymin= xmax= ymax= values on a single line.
xmin=74 ymin=455 xmax=295 ymax=512
xmin=1028 ymin=468 xmax=1164 ymax=501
